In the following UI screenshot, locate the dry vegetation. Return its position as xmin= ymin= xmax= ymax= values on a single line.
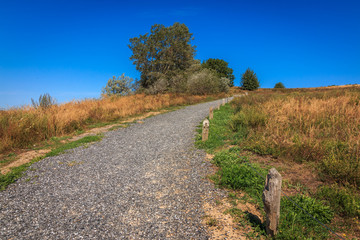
xmin=231 ymin=86 xmax=360 ymax=187
xmin=0 ymin=93 xmax=223 ymax=154
xmin=198 ymin=87 xmax=360 ymax=238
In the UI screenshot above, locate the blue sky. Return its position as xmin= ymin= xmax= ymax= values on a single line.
xmin=1 ymin=0 xmax=359 ymax=108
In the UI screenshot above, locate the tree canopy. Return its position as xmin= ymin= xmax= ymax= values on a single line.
xmin=201 ymin=58 xmax=235 ymax=87
xmin=241 ymin=68 xmax=259 ymax=91
xmin=128 ymin=23 xmax=196 ymax=89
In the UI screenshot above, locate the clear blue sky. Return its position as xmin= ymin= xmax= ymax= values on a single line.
xmin=1 ymin=0 xmax=359 ymax=108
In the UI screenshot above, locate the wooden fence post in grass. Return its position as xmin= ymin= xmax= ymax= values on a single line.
xmin=217 ymin=104 xmax=220 ymax=110
xmin=222 ymin=99 xmax=225 ymax=106
xmin=202 ymin=119 xmax=209 ymax=141
xmin=262 ymin=168 xmax=282 ymax=237
xmin=209 ymin=107 xmax=213 ymax=120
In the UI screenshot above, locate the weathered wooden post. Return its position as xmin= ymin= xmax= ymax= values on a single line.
xmin=202 ymin=119 xmax=209 ymax=141
xmin=217 ymin=104 xmax=220 ymax=110
xmin=262 ymin=168 xmax=282 ymax=237
xmin=222 ymin=98 xmax=225 ymax=106
xmin=209 ymin=107 xmax=214 ymax=120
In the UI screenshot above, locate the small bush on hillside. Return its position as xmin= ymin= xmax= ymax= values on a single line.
xmin=31 ymin=93 xmax=56 ymax=109
xmin=146 ymin=77 xmax=168 ymax=94
xmin=187 ymin=68 xmax=221 ymax=95
xmin=219 ymin=77 xmax=230 ymax=93
xmin=241 ymin=68 xmax=259 ymax=91
xmin=274 ymin=82 xmax=285 ymax=88
xmin=102 ymin=74 xmax=135 ymax=96
xmin=168 ymin=73 xmax=188 ymax=93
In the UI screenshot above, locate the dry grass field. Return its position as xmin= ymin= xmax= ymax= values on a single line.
xmin=231 ymin=86 xmax=360 ymax=187
xmin=0 ymin=93 xmax=223 ymax=154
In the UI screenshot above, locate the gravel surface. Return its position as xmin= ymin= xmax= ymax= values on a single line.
xmin=0 ymin=99 xmax=227 ymax=239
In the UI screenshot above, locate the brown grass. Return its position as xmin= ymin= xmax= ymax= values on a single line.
xmin=231 ymin=86 xmax=360 ymax=186
xmin=0 ymin=93 xmax=222 ymax=154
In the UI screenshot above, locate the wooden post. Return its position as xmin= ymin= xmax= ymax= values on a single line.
xmin=222 ymin=99 xmax=225 ymax=106
xmin=209 ymin=107 xmax=213 ymax=120
xmin=262 ymin=168 xmax=282 ymax=237
xmin=202 ymin=119 xmax=209 ymax=141
xmin=217 ymin=104 xmax=220 ymax=110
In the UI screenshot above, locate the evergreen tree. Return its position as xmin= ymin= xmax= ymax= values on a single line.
xmin=241 ymin=68 xmax=259 ymax=91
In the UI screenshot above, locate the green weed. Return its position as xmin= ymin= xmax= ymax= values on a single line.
xmin=277 ymin=195 xmax=334 ymax=239
xmin=316 ymin=184 xmax=360 ymax=218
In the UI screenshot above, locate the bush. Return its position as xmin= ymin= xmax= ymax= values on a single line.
xmin=219 ymin=77 xmax=230 ymax=93
xmin=31 ymin=93 xmax=56 ymax=109
xmin=186 ymin=68 xmax=221 ymax=95
xmin=241 ymin=68 xmax=259 ymax=91
xmin=102 ymin=74 xmax=135 ymax=96
xmin=274 ymin=82 xmax=285 ymax=88
xmin=146 ymin=77 xmax=168 ymax=94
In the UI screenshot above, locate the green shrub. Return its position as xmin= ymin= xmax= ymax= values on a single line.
xmin=274 ymin=82 xmax=285 ymax=89
xmin=102 ymin=74 xmax=135 ymax=96
xmin=187 ymin=68 xmax=221 ymax=95
xmin=316 ymin=184 xmax=360 ymax=217
xmin=241 ymin=68 xmax=259 ymax=91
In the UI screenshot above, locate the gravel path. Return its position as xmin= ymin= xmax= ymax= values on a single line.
xmin=0 ymin=99 xmax=226 ymax=239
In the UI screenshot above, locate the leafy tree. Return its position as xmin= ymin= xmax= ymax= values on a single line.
xmin=128 ymin=23 xmax=196 ymax=89
xmin=102 ymin=74 xmax=135 ymax=96
xmin=202 ymin=58 xmax=235 ymax=86
xmin=274 ymin=82 xmax=285 ymax=89
xmin=241 ymin=68 xmax=259 ymax=91
xmin=31 ymin=93 xmax=56 ymax=109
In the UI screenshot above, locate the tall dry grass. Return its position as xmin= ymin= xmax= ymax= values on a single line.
xmin=0 ymin=93 xmax=218 ymax=153
xmin=231 ymin=87 xmax=360 ymax=186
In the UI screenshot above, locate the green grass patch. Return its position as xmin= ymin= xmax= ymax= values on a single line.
xmin=316 ymin=184 xmax=360 ymax=218
xmin=212 ymin=147 xmax=267 ymax=203
xmin=45 ymin=134 xmax=103 ymax=157
xmin=197 ymin=102 xmax=337 ymax=239
xmin=278 ymin=195 xmax=334 ymax=239
xmin=195 ymin=105 xmax=234 ymax=153
xmin=0 ymin=134 xmax=103 ymax=191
